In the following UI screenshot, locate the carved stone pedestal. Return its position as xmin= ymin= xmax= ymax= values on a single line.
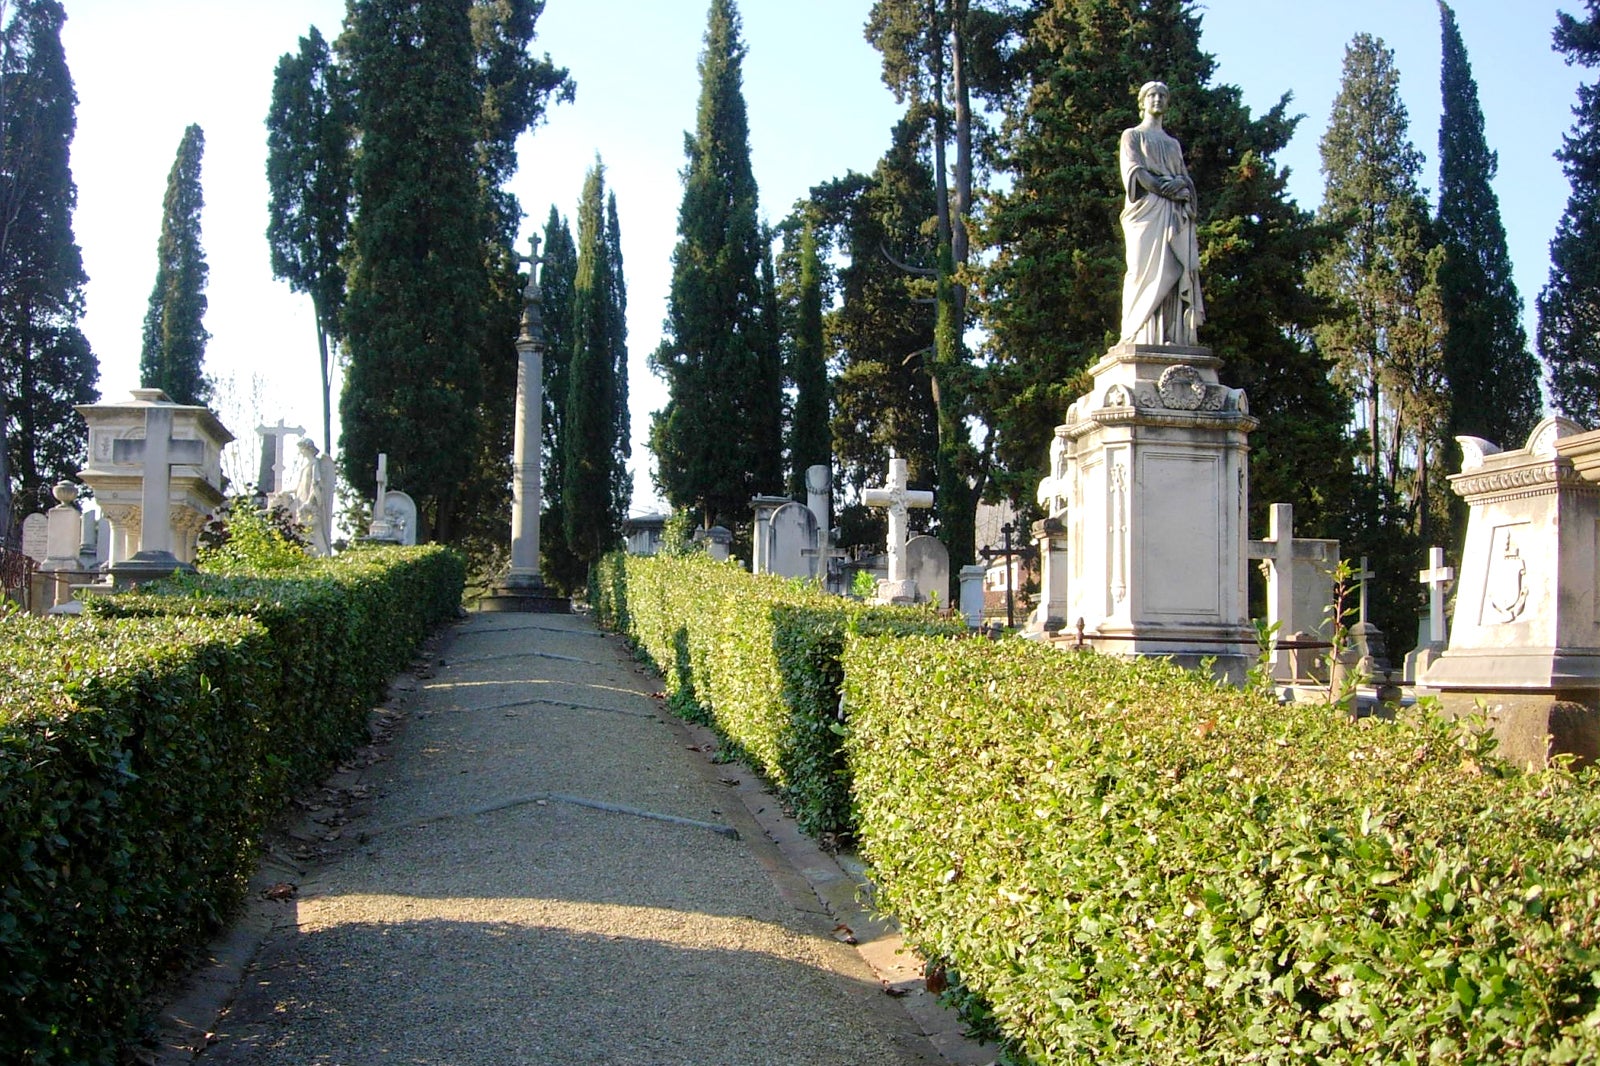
xmin=480 ymin=572 xmax=570 ymax=614
xmin=1422 ymin=418 xmax=1600 ymax=767
xmin=1050 ymin=343 xmax=1257 ymax=678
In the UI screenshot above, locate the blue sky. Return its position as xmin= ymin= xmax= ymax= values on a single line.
xmin=55 ymin=0 xmax=1587 ymax=507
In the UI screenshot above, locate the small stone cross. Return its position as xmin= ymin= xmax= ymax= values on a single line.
xmin=863 ymin=456 xmax=934 ymax=583
xmin=1418 ymin=546 xmax=1455 ymax=645
xmin=514 ymin=233 xmax=543 ymax=295
xmin=1354 ymin=555 xmax=1377 ymax=626
xmin=370 ymin=453 xmax=392 ymax=538
xmin=256 ymin=418 xmax=304 ymax=495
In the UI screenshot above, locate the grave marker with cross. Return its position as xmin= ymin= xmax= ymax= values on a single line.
xmin=111 ymin=404 xmax=207 ymax=560
xmin=1354 ymin=555 xmax=1377 ymax=626
xmin=256 ymin=418 xmax=304 ymax=495
xmin=1419 ymin=546 xmax=1455 ymax=646
xmin=863 ymin=455 xmax=933 ymax=586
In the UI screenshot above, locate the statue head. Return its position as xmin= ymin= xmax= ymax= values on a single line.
xmin=297 ymin=438 xmax=319 ymax=458
xmin=1137 ymin=80 xmax=1170 ymax=117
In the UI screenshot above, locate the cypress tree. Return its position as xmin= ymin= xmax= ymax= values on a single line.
xmin=979 ymin=0 xmax=1348 ymax=535
xmin=1538 ymin=0 xmax=1600 ymax=424
xmin=0 ymin=0 xmax=97 ymax=540
xmin=538 ymin=206 xmax=581 ymax=589
xmin=266 ymin=24 xmax=354 ymax=457
xmin=1436 ymin=1 xmax=1541 ymax=452
xmin=140 ymin=123 xmax=209 ymax=405
xmin=605 ymin=191 xmax=632 ymax=523
xmin=563 ymin=161 xmax=626 ymax=570
xmin=648 ymin=0 xmax=782 ymax=528
xmin=786 ymin=214 xmax=831 ymax=497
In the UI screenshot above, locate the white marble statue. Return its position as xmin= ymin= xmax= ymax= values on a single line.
xmin=1119 ymin=80 xmax=1204 ymax=346
xmin=290 ymin=437 xmax=335 ymax=556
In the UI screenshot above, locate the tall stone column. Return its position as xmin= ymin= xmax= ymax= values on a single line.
xmin=483 ymin=235 xmax=568 ymax=613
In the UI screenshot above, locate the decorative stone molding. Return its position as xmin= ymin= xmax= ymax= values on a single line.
xmin=1157 ymin=364 xmax=1228 ymax=412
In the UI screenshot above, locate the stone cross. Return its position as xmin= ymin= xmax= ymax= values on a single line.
xmin=1247 ymin=503 xmax=1296 ymax=640
xmin=863 ymin=456 xmax=934 ymax=583
xmin=514 ymin=234 xmax=543 ymax=301
xmin=111 ymin=405 xmax=206 ymax=558
xmin=256 ymin=419 xmax=304 ymax=495
xmin=1354 ymin=555 xmax=1377 ymax=626
xmin=370 ymin=453 xmax=392 ymax=538
xmin=1419 ymin=546 xmax=1455 ymax=645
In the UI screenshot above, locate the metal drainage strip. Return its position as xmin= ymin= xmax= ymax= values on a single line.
xmin=366 ymin=791 xmax=739 ymax=841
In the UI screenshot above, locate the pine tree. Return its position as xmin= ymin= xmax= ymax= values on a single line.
xmin=815 ymin=120 xmax=939 ymax=500
xmin=979 ymin=0 xmax=1349 ymax=535
xmin=1539 ymin=0 xmax=1600 ymax=424
xmin=785 ymin=213 xmax=830 ymax=497
xmin=1437 ymin=1 xmax=1541 ymax=452
xmin=1311 ymin=33 xmax=1449 ymax=644
xmin=649 ymin=0 xmax=782 ymax=527
xmin=0 ymin=0 xmax=96 ymax=540
xmin=140 ymin=122 xmax=209 ymax=406
xmin=562 ymin=161 xmax=627 ymax=572
xmin=266 ymin=24 xmax=353 ymax=457
xmin=537 ymin=206 xmax=580 ymax=589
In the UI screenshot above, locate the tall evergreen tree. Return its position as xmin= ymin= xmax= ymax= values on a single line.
xmin=140 ymin=122 xmax=209 ymax=406
xmin=785 ymin=213 xmax=830 ymax=498
xmin=538 ymin=206 xmax=581 ymax=589
xmin=815 ymin=120 xmax=940 ymax=499
xmin=649 ymin=0 xmax=782 ymax=527
xmin=1539 ymin=0 xmax=1600 ymax=424
xmin=1311 ymin=33 xmax=1448 ymax=644
xmin=979 ymin=0 xmax=1348 ymax=536
xmin=562 ymin=161 xmax=628 ymax=571
xmin=605 ymin=190 xmax=632 ymax=523
xmin=266 ymin=24 xmax=354 ymax=457
xmin=338 ymin=0 xmax=569 ymax=544
xmin=1437 ymin=1 xmax=1541 ymax=453
xmin=0 ymin=0 xmax=96 ymax=541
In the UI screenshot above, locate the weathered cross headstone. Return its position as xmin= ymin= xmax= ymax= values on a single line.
xmin=368 ymin=453 xmax=395 ymax=541
xmin=1353 ymin=555 xmax=1377 ymax=625
xmin=1419 ymin=547 xmax=1454 ymax=646
xmin=256 ymin=419 xmax=304 ymax=495
xmin=863 ymin=455 xmax=933 ymax=602
xmin=111 ymin=404 xmax=207 ymax=564
xmin=1246 ymin=502 xmax=1341 ymax=680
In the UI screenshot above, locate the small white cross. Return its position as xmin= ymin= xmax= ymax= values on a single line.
xmin=862 ymin=456 xmax=934 ymax=583
xmin=1354 ymin=555 xmax=1377 ymax=625
xmin=1418 ymin=546 xmax=1454 ymax=645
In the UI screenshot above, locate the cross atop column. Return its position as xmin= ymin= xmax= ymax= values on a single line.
xmin=1354 ymin=555 xmax=1377 ymax=625
xmin=863 ymin=456 xmax=934 ymax=584
xmin=369 ymin=453 xmax=394 ymax=539
xmin=256 ymin=418 xmax=304 ymax=495
xmin=1419 ymin=546 xmax=1455 ymax=645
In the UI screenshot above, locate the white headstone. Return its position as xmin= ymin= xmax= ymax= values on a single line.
xmin=766 ymin=501 xmax=819 ymax=580
xmin=381 ymin=490 xmax=418 ymax=546
xmin=20 ymin=512 xmax=47 ymax=563
xmin=906 ymin=534 xmax=950 ymax=607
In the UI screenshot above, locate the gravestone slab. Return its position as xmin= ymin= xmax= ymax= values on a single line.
xmin=766 ymin=501 xmax=819 ymax=580
xmin=382 ymin=490 xmax=419 ymax=547
xmin=906 ymin=534 xmax=950 ymax=607
xmin=21 ymin=513 xmax=47 ymax=563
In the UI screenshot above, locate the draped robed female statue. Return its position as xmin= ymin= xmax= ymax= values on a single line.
xmin=1119 ymin=81 xmax=1204 ymax=346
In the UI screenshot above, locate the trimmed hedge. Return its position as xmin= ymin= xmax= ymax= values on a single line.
xmin=3 ymin=544 xmax=463 ymax=1064
xmin=844 ymin=635 xmax=1600 ymax=1065
xmin=591 ymin=552 xmax=962 ymax=835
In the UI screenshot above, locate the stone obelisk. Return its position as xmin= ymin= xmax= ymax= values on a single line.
xmin=482 ymin=235 xmax=568 ymax=613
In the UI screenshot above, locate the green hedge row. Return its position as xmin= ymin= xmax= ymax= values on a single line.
xmin=843 ymin=635 xmax=1600 ymax=1065
xmin=2 ymin=544 xmax=463 ymax=1064
xmin=590 ymin=552 xmax=962 ymax=836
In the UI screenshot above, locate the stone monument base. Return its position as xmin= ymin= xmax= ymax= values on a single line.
xmin=480 ymin=572 xmax=569 ymax=614
xmin=110 ymin=550 xmax=193 ymax=591
xmin=1431 ymin=689 xmax=1599 ymax=770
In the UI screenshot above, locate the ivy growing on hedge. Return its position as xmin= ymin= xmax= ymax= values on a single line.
xmin=844 ymin=635 xmax=1600 ymax=1065
xmin=1 ymin=544 xmax=463 ymax=1064
xmin=590 ymin=552 xmax=962 ymax=836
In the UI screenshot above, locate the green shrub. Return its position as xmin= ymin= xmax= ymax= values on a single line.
xmin=591 ymin=552 xmax=962 ymax=835
xmin=0 ymin=612 xmax=274 ymax=1065
xmin=843 ymin=635 xmax=1600 ymax=1065
xmin=0 ymin=544 xmax=464 ymax=1063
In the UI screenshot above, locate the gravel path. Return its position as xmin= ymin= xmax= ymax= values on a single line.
xmin=186 ymin=611 xmax=946 ymax=1066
